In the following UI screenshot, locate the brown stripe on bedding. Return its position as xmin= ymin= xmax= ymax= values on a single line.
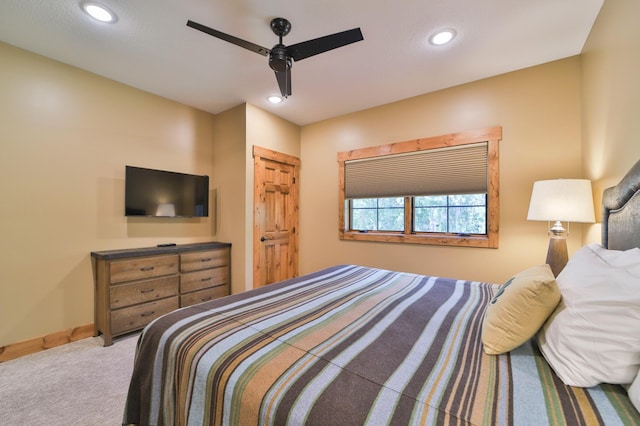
xmin=469 ymin=285 xmax=504 ymax=425
xmin=334 ymin=276 xmax=452 ymax=382
xmin=194 ymin=265 xmax=380 ymax=325
xmin=171 ymin=302 xmax=323 ymax=423
xmin=404 ymin=282 xmax=472 ymax=398
xmin=124 ymin=306 xmax=211 ymax=425
xmin=178 ymin=268 xmax=436 ymax=420
xmin=175 ymin=271 xmax=377 ymax=422
xmin=241 ymin=342 xmax=326 ymax=425
xmin=233 ymin=337 xmax=314 ymax=425
xmin=547 ymin=370 xmax=608 ymax=426
xmin=201 ymin=268 xmax=414 ymax=424
xmin=455 ymin=283 xmax=503 ymax=425
xmin=178 ymin=316 xmax=263 ymax=424
xmin=139 ymin=275 xmax=350 ymax=424
xmin=387 ymin=281 xmax=475 ymax=424
xmin=230 ymin=274 xmax=411 ymax=424
xmin=570 ymin=387 xmax=605 ymax=426
xmin=534 ymin=348 xmax=565 ymax=425
xmin=491 ymin=348 xmax=513 ymax=426
xmin=268 ymin=269 xmax=418 ymax=353
xmin=269 ymin=274 xmax=439 ymax=423
xmin=434 ymin=283 xmax=492 ymax=425
xmin=304 ymin=275 xmax=444 ymax=423
xmin=298 ymin=364 xmax=394 ymax=425
xmin=550 ymin=372 xmax=589 ymax=425
xmin=532 ymin=343 xmax=605 ymax=426
xmin=162 ymin=268 xmax=378 ymax=424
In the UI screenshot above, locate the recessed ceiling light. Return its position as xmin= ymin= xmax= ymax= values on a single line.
xmin=430 ymin=29 xmax=456 ymax=46
xmin=80 ymin=2 xmax=117 ymax=23
xmin=268 ymin=95 xmax=283 ymax=104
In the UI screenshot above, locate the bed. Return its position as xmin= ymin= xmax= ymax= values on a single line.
xmin=123 ymin=161 xmax=640 ymax=426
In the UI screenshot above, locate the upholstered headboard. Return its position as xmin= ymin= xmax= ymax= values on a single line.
xmin=602 ymin=160 xmax=640 ymax=250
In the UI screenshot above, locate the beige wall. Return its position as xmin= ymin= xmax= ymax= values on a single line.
xmin=581 ymin=0 xmax=640 ymax=243
xmin=246 ymin=104 xmax=301 ymax=160
xmin=211 ymin=104 xmax=247 ymax=295
xmin=0 ymin=42 xmax=220 ymax=345
xmin=212 ymin=103 xmax=301 ymax=294
xmin=299 ymin=58 xmax=584 ymax=284
xmin=245 ymin=104 xmax=301 ymax=290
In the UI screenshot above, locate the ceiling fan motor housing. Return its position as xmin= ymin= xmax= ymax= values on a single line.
xmin=270 ymin=18 xmax=292 ymax=37
xmin=269 ymin=45 xmax=292 ymax=72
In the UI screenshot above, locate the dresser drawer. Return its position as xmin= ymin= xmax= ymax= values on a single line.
xmin=180 ymin=266 xmax=229 ymax=294
xmin=111 ymin=296 xmax=179 ymax=335
xmin=181 ymin=249 xmax=229 ymax=272
xmin=109 ymin=255 xmax=179 ymax=284
xmin=110 ymin=276 xmax=179 ymax=309
xmin=180 ymin=285 xmax=229 ymax=307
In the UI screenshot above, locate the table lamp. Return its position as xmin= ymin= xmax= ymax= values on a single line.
xmin=527 ymin=179 xmax=595 ymax=276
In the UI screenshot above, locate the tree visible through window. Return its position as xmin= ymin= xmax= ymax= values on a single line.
xmin=414 ymin=194 xmax=486 ymax=234
xmin=351 ymin=197 xmax=404 ymax=231
xmin=338 ymin=127 xmax=501 ymax=248
xmin=350 ymin=194 xmax=486 ymax=234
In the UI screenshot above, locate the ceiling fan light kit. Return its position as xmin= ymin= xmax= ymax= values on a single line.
xmin=187 ymin=17 xmax=363 ymax=98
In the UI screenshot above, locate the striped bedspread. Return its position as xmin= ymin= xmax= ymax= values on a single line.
xmin=123 ymin=265 xmax=639 ymax=425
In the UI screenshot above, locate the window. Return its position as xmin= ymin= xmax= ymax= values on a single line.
xmin=338 ymin=127 xmax=501 ymax=248
xmin=414 ymin=194 xmax=486 ymax=234
xmin=351 ymin=197 xmax=405 ymax=231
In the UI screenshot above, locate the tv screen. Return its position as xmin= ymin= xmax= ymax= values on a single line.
xmin=125 ymin=166 xmax=209 ymax=217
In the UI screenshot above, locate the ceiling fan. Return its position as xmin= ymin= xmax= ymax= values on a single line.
xmin=186 ymin=18 xmax=364 ymax=98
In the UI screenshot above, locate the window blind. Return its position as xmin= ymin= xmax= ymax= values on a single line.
xmin=344 ymin=142 xmax=488 ymax=199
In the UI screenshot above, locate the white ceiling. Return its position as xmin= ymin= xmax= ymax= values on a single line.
xmin=0 ymin=0 xmax=603 ymax=126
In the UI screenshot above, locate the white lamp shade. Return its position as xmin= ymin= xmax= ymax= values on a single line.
xmin=527 ymin=179 xmax=595 ymax=223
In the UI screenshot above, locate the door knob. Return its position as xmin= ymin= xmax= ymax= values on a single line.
xmin=260 ymin=236 xmax=266 ymax=242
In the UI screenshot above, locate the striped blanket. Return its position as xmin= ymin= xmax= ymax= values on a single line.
xmin=123 ymin=265 xmax=639 ymax=425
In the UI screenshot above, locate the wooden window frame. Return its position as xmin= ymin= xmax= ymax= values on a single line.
xmin=338 ymin=126 xmax=501 ymax=248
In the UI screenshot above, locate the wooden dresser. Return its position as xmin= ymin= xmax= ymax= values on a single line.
xmin=91 ymin=242 xmax=231 ymax=346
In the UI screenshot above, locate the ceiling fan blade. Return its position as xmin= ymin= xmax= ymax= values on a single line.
xmin=287 ymin=28 xmax=363 ymax=61
xmin=274 ymin=69 xmax=292 ymax=97
xmin=186 ymin=20 xmax=270 ymax=57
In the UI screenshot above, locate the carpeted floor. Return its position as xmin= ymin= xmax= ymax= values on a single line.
xmin=0 ymin=333 xmax=139 ymax=426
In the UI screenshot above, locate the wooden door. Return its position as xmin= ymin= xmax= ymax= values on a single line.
xmin=253 ymin=146 xmax=300 ymax=288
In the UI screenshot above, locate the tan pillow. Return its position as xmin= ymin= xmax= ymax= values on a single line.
xmin=482 ymin=264 xmax=560 ymax=355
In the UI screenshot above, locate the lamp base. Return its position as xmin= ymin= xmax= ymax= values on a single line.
xmin=546 ymin=237 xmax=568 ymax=277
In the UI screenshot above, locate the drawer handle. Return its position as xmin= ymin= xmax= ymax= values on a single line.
xmin=140 ymin=288 xmax=155 ymax=294
xmin=140 ymin=266 xmax=155 ymax=271
xmin=201 ymin=297 xmax=212 ymax=302
xmin=201 ymin=277 xmax=212 ymax=282
xmin=140 ymin=311 xmax=155 ymax=317
xmin=200 ymin=258 xmax=212 ymax=262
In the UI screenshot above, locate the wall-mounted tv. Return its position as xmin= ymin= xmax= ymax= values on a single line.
xmin=125 ymin=166 xmax=209 ymax=217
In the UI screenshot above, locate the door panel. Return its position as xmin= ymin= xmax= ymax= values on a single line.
xmin=253 ymin=146 xmax=300 ymax=288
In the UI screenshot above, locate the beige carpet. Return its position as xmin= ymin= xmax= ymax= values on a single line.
xmin=0 ymin=333 xmax=139 ymax=426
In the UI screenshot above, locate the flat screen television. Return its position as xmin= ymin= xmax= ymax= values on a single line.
xmin=125 ymin=166 xmax=209 ymax=217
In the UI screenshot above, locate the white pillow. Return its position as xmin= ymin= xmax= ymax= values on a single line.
xmin=537 ymin=243 xmax=640 ymax=387
xmin=629 ymin=370 xmax=640 ymax=414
